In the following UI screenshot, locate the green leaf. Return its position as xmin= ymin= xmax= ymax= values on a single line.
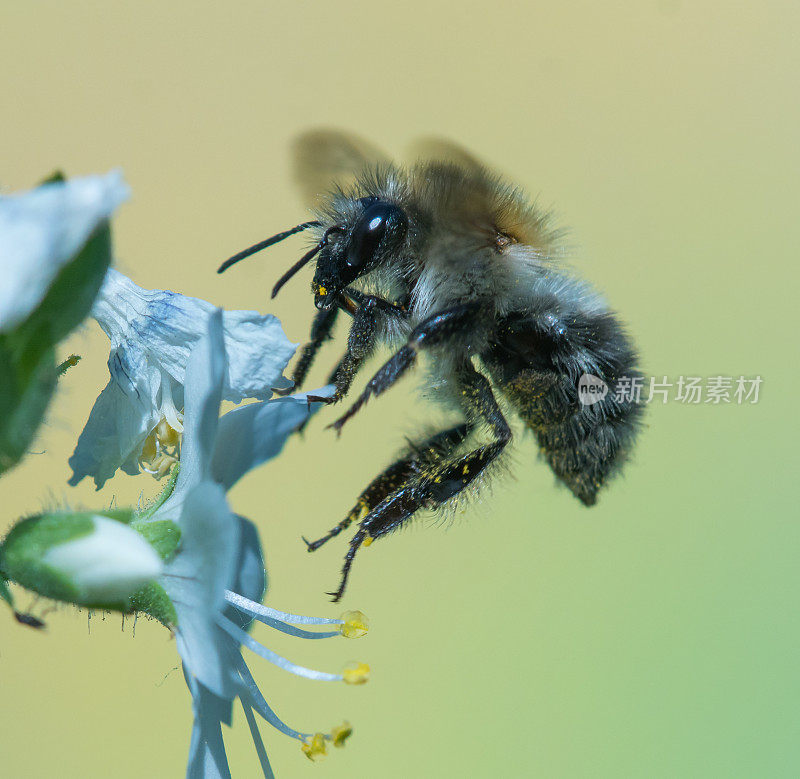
xmin=0 ymin=222 xmax=113 ymax=477
xmin=12 ymin=222 xmax=113 ymax=360
xmin=0 ymin=340 xmax=57 ymax=476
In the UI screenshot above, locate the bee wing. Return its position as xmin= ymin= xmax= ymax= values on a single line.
xmin=405 ymin=137 xmax=486 ymax=173
xmin=292 ymin=129 xmax=391 ymax=207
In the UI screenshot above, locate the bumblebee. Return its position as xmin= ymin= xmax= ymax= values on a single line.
xmin=220 ymin=131 xmax=644 ymax=601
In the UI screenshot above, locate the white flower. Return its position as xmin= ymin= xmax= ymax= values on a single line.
xmin=0 ymin=171 xmax=129 ymax=333
xmin=42 ymin=515 xmax=163 ymax=604
xmin=68 ymin=269 xmax=298 ymax=489
xmin=134 ymin=311 xmax=362 ymax=776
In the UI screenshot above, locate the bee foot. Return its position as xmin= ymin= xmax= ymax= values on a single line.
xmin=307 ymin=394 xmax=337 ymax=405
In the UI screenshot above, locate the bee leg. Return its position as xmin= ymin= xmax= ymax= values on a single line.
xmin=329 ymin=302 xmax=482 ymax=432
xmin=307 ymin=292 xmax=406 ymax=405
xmin=275 ymin=305 xmax=339 ymax=397
xmin=327 ymin=483 xmax=425 ymax=602
xmin=329 ymin=448 xmax=497 ymax=603
xmin=327 ymin=368 xmax=510 ymax=601
xmin=303 ymin=423 xmax=471 ymax=553
xmin=303 ymin=460 xmax=412 ymax=552
xmin=417 ymin=366 xmax=511 ymax=509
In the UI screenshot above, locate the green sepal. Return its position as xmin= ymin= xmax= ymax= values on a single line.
xmin=136 ymin=464 xmax=181 ymax=520
xmin=1 ymin=575 xmax=14 ymax=609
xmin=133 ymin=520 xmax=181 ymax=561
xmin=128 ymin=581 xmax=178 ymax=629
xmin=0 ymin=513 xmax=94 ymax=604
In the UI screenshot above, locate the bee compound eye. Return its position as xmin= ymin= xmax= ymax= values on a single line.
xmin=346 ymin=201 xmax=406 ymax=269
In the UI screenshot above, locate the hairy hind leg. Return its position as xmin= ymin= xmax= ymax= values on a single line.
xmin=302 ymin=423 xmax=472 ymax=552
xmin=327 ymin=365 xmax=511 ymax=602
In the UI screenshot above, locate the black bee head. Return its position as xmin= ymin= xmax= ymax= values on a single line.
xmin=312 ymin=197 xmax=408 ymax=310
xmin=217 ymin=196 xmax=407 ymax=307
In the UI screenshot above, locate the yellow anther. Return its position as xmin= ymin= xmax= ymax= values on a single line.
xmin=339 ymin=610 xmax=369 ymax=638
xmin=139 ymin=415 xmax=183 ymax=479
xmin=318 ymin=285 xmax=327 ymax=296
xmin=342 ymin=662 xmax=370 ymax=685
xmin=330 ymin=722 xmax=353 ymax=748
xmin=362 ymin=535 xmax=373 ymax=547
xmin=156 ymin=417 xmax=181 ymax=448
xmin=152 ymin=454 xmax=171 ymax=479
xmin=301 ymin=733 xmax=327 ymax=762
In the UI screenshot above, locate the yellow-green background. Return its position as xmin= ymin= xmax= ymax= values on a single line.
xmin=1 ymin=2 xmax=796 ymax=777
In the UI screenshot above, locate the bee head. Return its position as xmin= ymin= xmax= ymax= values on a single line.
xmin=312 ymin=196 xmax=408 ymax=310
xmin=217 ymin=196 xmax=407 ymax=308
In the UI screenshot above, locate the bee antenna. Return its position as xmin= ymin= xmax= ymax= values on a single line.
xmin=217 ymin=221 xmax=322 ymax=274
xmin=270 ymin=226 xmax=343 ymax=299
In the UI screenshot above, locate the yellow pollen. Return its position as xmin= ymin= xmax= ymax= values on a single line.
xmin=462 ymin=464 xmax=469 ymax=475
xmin=342 ymin=662 xmax=370 ymax=685
xmin=362 ymin=535 xmax=373 ymax=547
xmin=156 ymin=417 xmax=181 ymax=448
xmin=318 ymin=286 xmax=327 ymax=295
xmin=339 ymin=610 xmax=369 ymax=638
xmin=330 ymin=722 xmax=353 ymax=748
xmin=301 ymin=733 xmax=327 ymax=761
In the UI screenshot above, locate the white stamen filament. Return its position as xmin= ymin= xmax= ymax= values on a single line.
xmin=159 ymin=377 xmax=184 ymax=433
xmin=241 ymin=698 xmax=275 ymax=778
xmin=237 ymin=655 xmax=312 ymax=741
xmin=224 ymin=590 xmax=343 ymax=627
xmin=216 ymin=613 xmax=343 ymax=682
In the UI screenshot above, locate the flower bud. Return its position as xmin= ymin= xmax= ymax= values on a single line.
xmin=0 ymin=511 xmax=162 ymax=609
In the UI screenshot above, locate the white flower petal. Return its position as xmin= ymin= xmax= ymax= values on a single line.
xmin=228 ymin=516 xmax=267 ymax=607
xmin=220 ymin=311 xmax=297 ymax=402
xmin=0 ymin=171 xmax=129 ymax=333
xmin=169 ymin=310 xmax=226 ymax=503
xmin=93 ymin=269 xmax=296 ymax=400
xmin=210 ymin=386 xmax=335 ymax=492
xmin=0 ymin=171 xmax=129 ymax=332
xmin=71 ymin=270 xmax=299 ymax=487
xmin=162 ymin=481 xmax=239 ymax=699
xmin=68 ymin=349 xmax=161 ymax=489
xmin=184 ymin=670 xmax=234 ymax=779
